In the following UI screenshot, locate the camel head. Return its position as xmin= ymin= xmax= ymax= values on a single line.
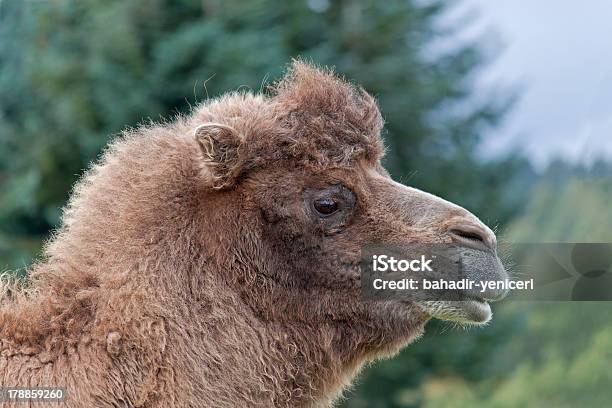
xmin=193 ymin=61 xmax=508 ymax=355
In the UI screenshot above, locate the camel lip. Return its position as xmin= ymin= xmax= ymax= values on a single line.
xmin=415 ymin=298 xmax=492 ymax=325
xmin=456 ymin=298 xmax=492 ymax=324
xmin=462 ymin=293 xmax=490 ymax=304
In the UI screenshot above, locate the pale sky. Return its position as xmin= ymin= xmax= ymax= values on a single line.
xmin=443 ymin=0 xmax=612 ymax=168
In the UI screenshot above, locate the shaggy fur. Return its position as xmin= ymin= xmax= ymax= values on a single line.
xmin=0 ymin=61 xmax=498 ymax=407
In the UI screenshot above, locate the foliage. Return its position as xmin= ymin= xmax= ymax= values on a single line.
xmin=0 ymin=0 xmax=523 ymax=269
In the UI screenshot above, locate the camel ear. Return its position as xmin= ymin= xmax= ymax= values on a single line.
xmin=195 ymin=123 xmax=243 ymax=189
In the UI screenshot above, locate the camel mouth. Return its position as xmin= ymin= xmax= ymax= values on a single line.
xmin=416 ymin=297 xmax=492 ymax=325
xmin=361 ymin=243 xmax=508 ymax=325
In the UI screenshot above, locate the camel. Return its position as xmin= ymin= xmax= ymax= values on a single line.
xmin=0 ymin=61 xmax=507 ymax=407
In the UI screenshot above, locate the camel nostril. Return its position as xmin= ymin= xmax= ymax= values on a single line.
xmin=448 ymin=227 xmax=495 ymax=251
xmin=449 ymin=229 xmax=485 ymax=243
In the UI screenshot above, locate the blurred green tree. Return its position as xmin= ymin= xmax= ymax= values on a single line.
xmin=0 ymin=0 xmax=527 ymax=268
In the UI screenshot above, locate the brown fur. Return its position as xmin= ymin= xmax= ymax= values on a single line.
xmin=0 ymin=61 xmax=499 ymax=407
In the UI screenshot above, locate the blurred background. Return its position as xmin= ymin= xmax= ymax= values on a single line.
xmin=1 ymin=0 xmax=611 ymax=406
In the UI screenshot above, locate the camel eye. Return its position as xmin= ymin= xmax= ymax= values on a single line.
xmin=313 ymin=198 xmax=339 ymax=216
